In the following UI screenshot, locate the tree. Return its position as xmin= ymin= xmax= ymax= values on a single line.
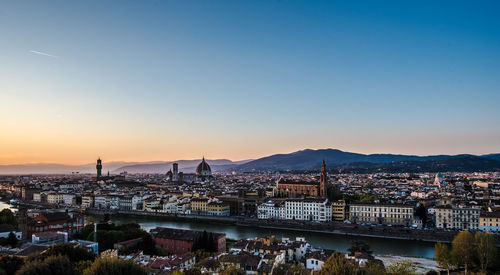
xmin=184 ymin=268 xmax=202 ymax=275
xmin=474 ymin=231 xmax=497 ymax=271
xmin=30 ymin=244 xmax=95 ymax=263
xmin=317 ymin=253 xmax=358 ymax=275
xmin=415 ymin=204 xmax=427 ymax=227
xmin=0 ymin=255 xmax=24 ymax=275
xmin=87 ymin=230 xmax=124 ymax=252
xmin=348 ymin=241 xmax=372 ymax=256
xmin=387 ymin=260 xmax=417 ymax=275
xmin=451 ymin=231 xmax=475 ymax=274
xmin=82 ymin=257 xmax=148 ymax=275
xmin=0 ymin=209 xmax=17 ymax=227
xmin=16 ymin=255 xmax=73 ymax=275
xmin=434 ymin=242 xmax=453 ymax=275
xmin=6 ymin=233 xmax=18 ymax=248
xmin=220 ymin=266 xmax=244 ymax=275
xmin=361 ymin=260 xmax=386 ymax=275
xmin=75 ymin=260 xmax=93 ymax=275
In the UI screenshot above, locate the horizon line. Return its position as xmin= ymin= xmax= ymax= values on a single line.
xmin=1 ymin=147 xmax=498 ymax=166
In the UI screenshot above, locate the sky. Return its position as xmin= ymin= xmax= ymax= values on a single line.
xmin=1 ymin=0 xmax=500 ymax=165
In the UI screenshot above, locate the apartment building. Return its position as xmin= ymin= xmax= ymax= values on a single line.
xmin=349 ymin=203 xmax=414 ymax=226
xmin=435 ymin=204 xmax=481 ymax=230
xmin=207 ymin=202 xmax=230 ymax=216
xmin=435 ymin=205 xmax=453 ymax=229
xmin=258 ymin=198 xmax=331 ymax=222
xmin=452 ymin=204 xmax=480 ymax=231
xmin=332 ymin=200 xmax=346 ymax=222
xmin=479 ymin=212 xmax=500 ymax=233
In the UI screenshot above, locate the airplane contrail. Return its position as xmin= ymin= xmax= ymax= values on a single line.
xmin=29 ymin=50 xmax=58 ymax=58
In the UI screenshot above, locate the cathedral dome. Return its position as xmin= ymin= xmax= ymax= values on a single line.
xmin=196 ymin=157 xmax=212 ymax=177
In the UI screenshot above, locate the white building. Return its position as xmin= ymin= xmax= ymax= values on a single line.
xmin=94 ymin=195 xmax=108 ymax=209
xmin=305 ymin=250 xmax=336 ymax=271
xmin=349 ymin=204 xmax=414 ymax=226
xmin=82 ymin=195 xmax=94 ymax=208
xmin=258 ymin=198 xmax=331 ymax=222
xmin=258 ymin=200 xmax=284 ymax=219
xmin=132 ymin=195 xmax=144 ymax=210
xmin=33 ymin=192 xmax=42 ymax=202
xmin=47 ymin=193 xmax=64 ymax=204
xmin=435 ymin=204 xmax=481 ymax=231
xmin=452 ymin=204 xmax=480 ymax=231
xmin=63 ymin=194 xmax=75 ymax=205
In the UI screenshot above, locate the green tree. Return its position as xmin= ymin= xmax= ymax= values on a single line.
xmin=387 ymin=260 xmax=417 ymax=275
xmin=317 ymin=253 xmax=358 ymax=275
xmin=87 ymin=230 xmax=124 ymax=252
xmin=30 ymin=244 xmax=95 ymax=263
xmin=0 ymin=209 xmax=17 ymax=227
xmin=361 ymin=260 xmax=386 ymax=275
xmin=474 ymin=231 xmax=497 ymax=271
xmin=220 ymin=266 xmax=244 ymax=275
xmin=75 ymin=260 xmax=93 ymax=275
xmin=348 ymin=241 xmax=372 ymax=256
xmin=16 ymin=255 xmax=73 ymax=275
xmin=184 ymin=268 xmax=202 ymax=275
xmin=434 ymin=242 xmax=453 ymax=275
xmin=0 ymin=255 xmax=24 ymax=275
xmin=452 ymin=231 xmax=475 ymax=274
xmin=6 ymin=232 xmax=18 ymax=248
xmin=82 ymin=257 xmax=148 ymax=275
xmin=415 ymin=204 xmax=427 ymax=227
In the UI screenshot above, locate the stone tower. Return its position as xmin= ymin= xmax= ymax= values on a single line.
xmin=320 ymin=159 xmax=327 ymax=197
xmin=96 ymin=158 xmax=102 ymax=179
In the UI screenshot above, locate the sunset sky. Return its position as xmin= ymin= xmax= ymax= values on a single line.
xmin=1 ymin=1 xmax=500 ymax=165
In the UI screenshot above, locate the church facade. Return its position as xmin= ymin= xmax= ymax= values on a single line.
xmin=275 ymin=160 xmax=327 ymax=198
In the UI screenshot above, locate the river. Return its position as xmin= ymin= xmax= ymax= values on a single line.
xmin=0 ymin=202 xmax=435 ymax=257
xmin=111 ymin=216 xmax=436 ymax=258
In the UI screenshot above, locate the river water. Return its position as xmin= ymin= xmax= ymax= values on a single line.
xmin=0 ymin=202 xmax=435 ymax=257
xmin=111 ymin=216 xmax=436 ymax=258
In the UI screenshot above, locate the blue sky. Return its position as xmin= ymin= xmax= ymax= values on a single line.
xmin=1 ymin=1 xmax=499 ymax=164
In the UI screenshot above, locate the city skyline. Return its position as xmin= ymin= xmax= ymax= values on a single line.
xmin=2 ymin=0 xmax=500 ymax=165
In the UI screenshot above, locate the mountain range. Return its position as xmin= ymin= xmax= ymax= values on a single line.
xmin=0 ymin=149 xmax=499 ymax=174
xmin=233 ymin=149 xmax=500 ymax=173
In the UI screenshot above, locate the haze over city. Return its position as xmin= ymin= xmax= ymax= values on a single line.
xmin=1 ymin=0 xmax=500 ymax=165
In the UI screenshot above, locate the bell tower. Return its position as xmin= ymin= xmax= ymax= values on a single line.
xmin=320 ymin=159 xmax=327 ymax=197
xmin=96 ymin=158 xmax=102 ymax=179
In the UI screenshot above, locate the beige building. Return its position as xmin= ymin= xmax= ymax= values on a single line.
xmin=191 ymin=198 xmax=209 ymax=214
xmin=349 ymin=203 xmax=414 ymax=226
xmin=435 ymin=205 xmax=453 ymax=229
xmin=479 ymin=212 xmax=500 ymax=233
xmin=332 ymin=200 xmax=346 ymax=222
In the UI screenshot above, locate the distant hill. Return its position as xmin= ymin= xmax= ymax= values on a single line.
xmin=1 ymin=149 xmax=499 ymax=174
xmin=232 ymin=149 xmax=500 ymax=172
xmin=482 ymin=153 xmax=500 ymax=162
xmin=333 ymin=156 xmax=500 ymax=173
